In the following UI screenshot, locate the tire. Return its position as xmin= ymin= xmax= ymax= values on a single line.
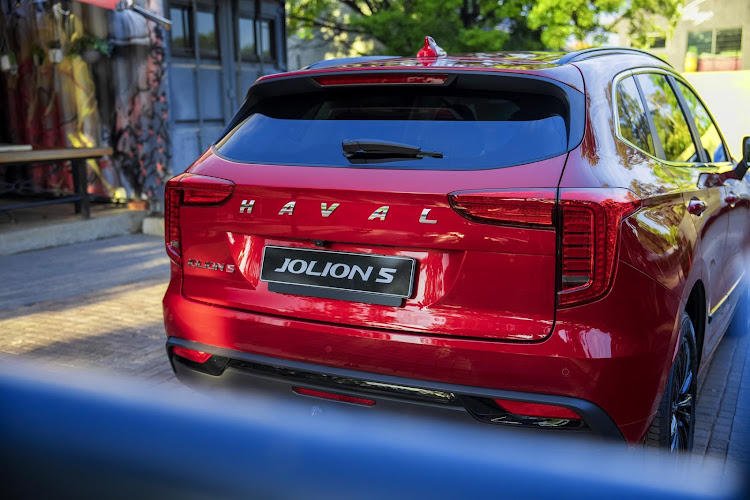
xmin=645 ymin=312 xmax=697 ymax=452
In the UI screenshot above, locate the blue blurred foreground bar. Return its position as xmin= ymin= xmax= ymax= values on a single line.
xmin=0 ymin=360 xmax=742 ymax=499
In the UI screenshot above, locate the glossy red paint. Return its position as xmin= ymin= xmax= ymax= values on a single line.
xmin=181 ymin=153 xmax=564 ymax=341
xmin=164 ymin=50 xmax=750 ymax=445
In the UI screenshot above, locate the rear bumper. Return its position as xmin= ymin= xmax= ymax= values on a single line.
xmin=163 ymin=260 xmax=683 ymax=444
xmin=167 ymin=336 xmax=623 ymax=440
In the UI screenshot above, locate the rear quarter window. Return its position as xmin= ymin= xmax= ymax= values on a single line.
xmin=215 ymin=87 xmax=572 ymax=170
xmin=615 ymin=76 xmax=656 ymax=156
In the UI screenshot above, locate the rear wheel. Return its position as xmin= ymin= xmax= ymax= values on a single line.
xmin=646 ymin=312 xmax=697 ymax=452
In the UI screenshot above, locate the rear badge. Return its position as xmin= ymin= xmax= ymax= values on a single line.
xmin=239 ymin=199 xmax=438 ymax=224
xmin=186 ymin=259 xmax=235 ymax=273
xmin=260 ymin=246 xmax=416 ymax=306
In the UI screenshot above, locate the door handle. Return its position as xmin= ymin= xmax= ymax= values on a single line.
xmin=687 ymin=198 xmax=707 ymax=216
xmin=725 ymin=192 xmax=739 ymax=205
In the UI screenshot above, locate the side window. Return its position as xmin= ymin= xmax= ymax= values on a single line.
xmin=615 ymin=76 xmax=655 ymax=156
xmin=636 ymin=73 xmax=700 ymax=163
xmin=675 ymin=81 xmax=728 ymax=163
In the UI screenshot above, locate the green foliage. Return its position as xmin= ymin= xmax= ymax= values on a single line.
xmin=31 ymin=44 xmax=46 ymax=65
xmin=288 ymin=0 xmax=682 ymax=55
xmin=68 ymin=35 xmax=112 ymax=58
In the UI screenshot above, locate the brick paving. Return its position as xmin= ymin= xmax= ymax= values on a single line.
xmin=0 ymin=235 xmax=181 ymax=390
xmin=0 ymin=234 xmax=747 ymax=462
xmin=694 ymin=306 xmax=750 ymax=464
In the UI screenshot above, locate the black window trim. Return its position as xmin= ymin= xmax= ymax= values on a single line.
xmin=612 ymin=67 xmax=732 ymax=167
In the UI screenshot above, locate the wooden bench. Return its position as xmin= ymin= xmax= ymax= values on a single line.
xmin=0 ymin=147 xmax=113 ymax=219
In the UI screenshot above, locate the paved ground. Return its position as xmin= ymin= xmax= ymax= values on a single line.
xmin=0 ymin=234 xmax=747 ymax=463
xmin=0 ymin=235 xmax=179 ymax=389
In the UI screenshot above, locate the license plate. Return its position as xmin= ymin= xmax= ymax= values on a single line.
xmin=260 ymin=246 xmax=416 ymax=306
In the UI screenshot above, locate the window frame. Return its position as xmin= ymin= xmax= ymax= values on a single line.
xmin=167 ymin=0 xmax=221 ymax=60
xmin=235 ymin=6 xmax=258 ymax=63
xmin=612 ymin=68 xmax=731 ymax=166
xmin=257 ymin=18 xmax=277 ymax=62
xmin=233 ymin=12 xmax=277 ymax=63
xmin=168 ymin=2 xmax=195 ymax=59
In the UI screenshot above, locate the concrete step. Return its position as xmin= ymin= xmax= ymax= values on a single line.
xmin=0 ymin=209 xmax=147 ymax=255
xmin=142 ymin=216 xmax=165 ymax=238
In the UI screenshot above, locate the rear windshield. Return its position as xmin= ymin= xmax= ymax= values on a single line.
xmin=215 ymin=88 xmax=570 ymax=170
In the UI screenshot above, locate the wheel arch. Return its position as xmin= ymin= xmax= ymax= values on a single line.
xmin=684 ymin=280 xmax=707 ymax=367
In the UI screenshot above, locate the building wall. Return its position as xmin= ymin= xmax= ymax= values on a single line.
xmin=685 ymin=70 xmax=750 ymax=160
xmin=616 ymin=0 xmax=750 ymax=72
xmin=166 ymin=0 xmax=287 ymax=181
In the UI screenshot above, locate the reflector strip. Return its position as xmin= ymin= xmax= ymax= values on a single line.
xmin=172 ymin=346 xmax=211 ymax=363
xmin=493 ymin=399 xmax=580 ymax=420
xmin=293 ymin=387 xmax=376 ymax=406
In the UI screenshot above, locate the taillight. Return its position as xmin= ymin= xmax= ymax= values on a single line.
xmin=164 ymin=173 xmax=235 ymax=265
xmin=493 ymin=399 xmax=580 ymax=420
xmin=448 ymin=187 xmax=640 ymax=308
xmin=449 ymin=189 xmax=557 ymax=228
xmin=558 ymin=188 xmax=640 ymax=307
xmin=314 ymin=73 xmax=449 ymax=86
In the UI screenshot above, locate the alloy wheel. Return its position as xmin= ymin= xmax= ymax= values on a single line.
xmin=669 ymin=334 xmax=694 ymax=452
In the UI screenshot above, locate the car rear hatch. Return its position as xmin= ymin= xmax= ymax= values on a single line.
xmin=168 ymin=69 xmax=585 ymax=341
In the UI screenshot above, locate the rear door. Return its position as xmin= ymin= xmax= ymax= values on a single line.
xmin=674 ymin=80 xmax=749 ymax=322
xmin=179 ymin=72 xmax=584 ymax=342
xmin=634 ymin=72 xmax=732 ymax=348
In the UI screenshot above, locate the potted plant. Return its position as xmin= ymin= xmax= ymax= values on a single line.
xmin=0 ymin=51 xmax=16 ymax=73
xmin=47 ymin=40 xmax=63 ymax=64
xmin=684 ymin=46 xmax=698 ymax=73
xmin=31 ymin=44 xmax=46 ymax=66
xmin=68 ymin=35 xmax=112 ymax=64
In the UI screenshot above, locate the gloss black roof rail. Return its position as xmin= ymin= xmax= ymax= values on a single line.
xmin=558 ymin=47 xmax=672 ymax=67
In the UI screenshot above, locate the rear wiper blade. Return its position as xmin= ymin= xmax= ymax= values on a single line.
xmin=342 ymin=139 xmax=443 ymax=162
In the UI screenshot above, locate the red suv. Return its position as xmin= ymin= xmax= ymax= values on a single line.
xmin=163 ymin=45 xmax=750 ymax=451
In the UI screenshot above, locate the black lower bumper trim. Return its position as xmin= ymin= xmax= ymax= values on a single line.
xmin=166 ymin=337 xmax=624 ymax=441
